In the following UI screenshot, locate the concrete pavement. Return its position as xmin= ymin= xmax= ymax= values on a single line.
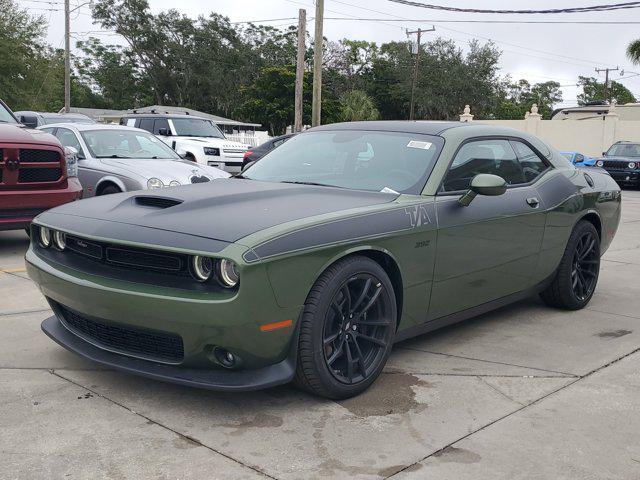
xmin=1 ymin=190 xmax=639 ymax=479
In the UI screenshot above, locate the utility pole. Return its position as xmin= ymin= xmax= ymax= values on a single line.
xmin=64 ymin=0 xmax=71 ymax=113
xmin=312 ymin=0 xmax=324 ymax=127
xmin=406 ymin=27 xmax=434 ymax=120
xmin=595 ymin=66 xmax=619 ymax=104
xmin=294 ymin=9 xmax=306 ymax=133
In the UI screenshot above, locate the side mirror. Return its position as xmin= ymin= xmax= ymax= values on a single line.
xmin=458 ymin=174 xmax=507 ymax=207
xmin=602 ymin=151 xmax=607 ymax=156
xmin=158 ymin=128 xmax=171 ymax=136
xmin=20 ymin=115 xmax=38 ymax=128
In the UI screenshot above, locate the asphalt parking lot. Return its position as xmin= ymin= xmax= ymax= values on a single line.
xmin=1 ymin=191 xmax=639 ymax=480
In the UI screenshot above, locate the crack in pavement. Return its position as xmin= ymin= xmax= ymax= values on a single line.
xmin=476 ymin=375 xmax=525 ymax=406
xmin=384 ymin=346 xmax=640 ymax=478
xmin=0 ymin=308 xmax=50 ymax=318
xmin=396 ymin=346 xmax=579 ymax=377
xmin=585 ymin=307 xmax=640 ymax=320
xmin=49 ymin=370 xmax=279 ymax=480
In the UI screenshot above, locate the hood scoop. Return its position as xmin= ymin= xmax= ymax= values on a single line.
xmin=134 ymin=196 xmax=183 ymax=209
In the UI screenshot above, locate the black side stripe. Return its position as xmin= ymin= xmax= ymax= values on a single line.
xmin=243 ymin=204 xmax=434 ymax=263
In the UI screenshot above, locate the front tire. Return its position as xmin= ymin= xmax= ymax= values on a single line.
xmin=294 ymin=256 xmax=397 ymax=399
xmin=99 ymin=185 xmax=121 ymax=195
xmin=540 ymin=220 xmax=600 ymax=310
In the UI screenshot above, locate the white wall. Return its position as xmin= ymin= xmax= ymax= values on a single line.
xmin=468 ymin=107 xmax=640 ymax=157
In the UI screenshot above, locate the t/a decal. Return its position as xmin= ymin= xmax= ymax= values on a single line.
xmin=405 ymin=204 xmax=431 ymax=228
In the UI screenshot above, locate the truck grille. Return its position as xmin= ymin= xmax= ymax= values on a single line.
xmin=20 ymin=149 xmax=61 ymax=163
xmin=603 ymin=160 xmax=632 ymax=169
xmin=57 ymin=303 xmax=184 ymax=363
xmin=18 ymin=168 xmax=62 ymax=183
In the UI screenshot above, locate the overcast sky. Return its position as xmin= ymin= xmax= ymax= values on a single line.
xmin=26 ymin=0 xmax=640 ymax=108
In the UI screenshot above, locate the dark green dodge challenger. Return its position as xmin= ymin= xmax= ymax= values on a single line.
xmin=26 ymin=122 xmax=621 ymax=399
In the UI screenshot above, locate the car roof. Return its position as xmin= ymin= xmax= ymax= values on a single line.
xmin=15 ymin=111 xmax=90 ymax=119
xmin=122 ymin=113 xmax=209 ymax=121
xmin=40 ymin=123 xmax=145 ymax=132
xmin=309 ymin=120 xmax=527 ymax=137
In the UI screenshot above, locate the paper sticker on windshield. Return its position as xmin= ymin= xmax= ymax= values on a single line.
xmin=407 ymin=140 xmax=432 ymax=150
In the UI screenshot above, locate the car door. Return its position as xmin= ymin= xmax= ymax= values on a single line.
xmin=428 ymin=137 xmax=549 ymax=320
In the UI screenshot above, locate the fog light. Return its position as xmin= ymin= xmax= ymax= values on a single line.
xmin=53 ymin=230 xmax=66 ymax=250
xmin=191 ymin=255 xmax=213 ymax=282
xmin=38 ymin=227 xmax=51 ymax=248
xmin=214 ymin=347 xmax=236 ymax=368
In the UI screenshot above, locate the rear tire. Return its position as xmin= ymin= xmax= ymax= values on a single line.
xmin=294 ymin=256 xmax=397 ymax=399
xmin=540 ymin=220 xmax=600 ymax=310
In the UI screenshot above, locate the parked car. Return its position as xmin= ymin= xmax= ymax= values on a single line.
xmin=14 ymin=111 xmax=94 ymax=128
xmin=593 ymin=141 xmax=640 ymax=187
xmin=27 ymin=122 xmax=620 ymax=399
xmin=119 ymin=112 xmax=247 ymax=173
xmin=38 ymin=123 xmax=230 ymax=196
xmin=0 ymin=99 xmax=82 ymax=231
xmin=242 ymin=133 xmax=296 ymax=169
xmin=560 ymin=151 xmax=596 ymax=166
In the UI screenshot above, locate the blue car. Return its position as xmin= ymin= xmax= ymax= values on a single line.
xmin=560 ymin=151 xmax=596 ymax=166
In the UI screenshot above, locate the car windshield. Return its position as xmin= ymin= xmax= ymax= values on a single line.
xmin=243 ymin=130 xmax=444 ymax=194
xmin=0 ymin=102 xmax=17 ymax=124
xmin=170 ymin=118 xmax=225 ymax=138
xmin=606 ymin=143 xmax=640 ymax=158
xmin=81 ymin=129 xmax=181 ymax=159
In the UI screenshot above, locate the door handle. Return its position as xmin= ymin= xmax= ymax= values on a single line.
xmin=526 ymin=197 xmax=540 ymax=208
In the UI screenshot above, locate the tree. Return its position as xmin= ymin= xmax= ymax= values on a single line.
xmin=577 ymin=76 xmax=636 ymax=105
xmin=627 ymin=39 xmax=640 ymax=65
xmin=494 ymin=79 xmax=562 ymax=119
xmin=340 ymin=90 xmax=378 ymax=121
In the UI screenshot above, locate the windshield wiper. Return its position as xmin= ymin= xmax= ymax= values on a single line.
xmin=280 ymin=180 xmax=344 ymax=188
xmin=97 ymin=154 xmax=131 ymax=159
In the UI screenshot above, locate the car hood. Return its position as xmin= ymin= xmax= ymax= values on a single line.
xmin=0 ymin=124 xmax=62 ymax=147
xmin=172 ymin=136 xmax=247 ymax=149
xmin=98 ymin=157 xmax=230 ymax=181
xmin=598 ymin=156 xmax=640 ymax=162
xmin=40 ymin=179 xmax=399 ymax=243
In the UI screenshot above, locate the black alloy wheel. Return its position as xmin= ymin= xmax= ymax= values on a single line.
xmin=571 ymin=230 xmax=599 ymax=301
xmin=322 ymin=274 xmax=393 ymax=385
xmin=294 ymin=256 xmax=397 ymax=399
xmin=540 ymin=220 xmax=600 ymax=310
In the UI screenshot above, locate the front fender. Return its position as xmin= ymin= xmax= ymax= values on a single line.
xmin=96 ymin=175 xmax=131 ymax=193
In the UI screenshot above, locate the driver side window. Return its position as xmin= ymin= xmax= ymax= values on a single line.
xmin=441 ymin=139 xmax=524 ymax=192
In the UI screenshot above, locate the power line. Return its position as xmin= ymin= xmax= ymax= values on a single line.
xmin=322 ymin=17 xmax=640 ymax=25
xmin=387 ymin=0 xmax=640 ymax=14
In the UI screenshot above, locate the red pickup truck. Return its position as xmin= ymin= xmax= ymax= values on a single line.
xmin=0 ymin=99 xmax=82 ymax=231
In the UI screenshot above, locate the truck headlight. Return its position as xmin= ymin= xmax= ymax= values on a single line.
xmin=629 ymin=162 xmax=636 ymax=169
xmin=53 ymin=230 xmax=66 ymax=250
xmin=64 ymin=146 xmax=78 ymax=178
xmin=147 ymin=178 xmax=164 ymax=189
xmin=38 ymin=227 xmax=52 ymax=248
xmin=596 ymin=160 xmax=604 ymax=167
xmin=191 ymin=256 xmax=213 ymax=282
xmin=204 ymin=147 xmax=220 ymax=156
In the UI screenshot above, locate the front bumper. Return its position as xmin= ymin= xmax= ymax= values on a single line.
xmin=607 ymin=170 xmax=640 ymax=186
xmin=42 ymin=315 xmax=297 ymax=391
xmin=26 ymin=241 xmax=302 ymax=390
xmin=0 ymin=177 xmax=82 ymax=230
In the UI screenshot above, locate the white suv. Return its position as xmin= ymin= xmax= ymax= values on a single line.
xmin=120 ymin=114 xmax=247 ymax=173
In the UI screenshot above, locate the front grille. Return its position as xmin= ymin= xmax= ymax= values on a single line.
xmin=63 ymin=234 xmax=188 ymax=274
xmin=19 ymin=149 xmax=60 ymax=163
xmin=58 ymin=304 xmax=184 ymax=363
xmin=190 ymin=175 xmax=210 ymax=184
xmin=18 ymin=168 xmax=62 ymax=183
xmin=603 ymin=160 xmax=635 ymax=169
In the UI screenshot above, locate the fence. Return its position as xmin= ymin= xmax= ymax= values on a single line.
xmin=459 ymin=103 xmax=640 ymax=157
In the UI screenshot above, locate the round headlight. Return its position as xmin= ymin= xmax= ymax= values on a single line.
xmin=169 ymin=180 xmax=181 ymax=187
xmin=53 ymin=230 xmax=66 ymax=250
xmin=628 ymin=162 xmax=636 ymax=169
xmin=218 ymin=259 xmax=239 ymax=288
xmin=147 ymin=177 xmax=164 ymax=189
xmin=191 ymin=255 xmax=213 ymax=282
xmin=38 ymin=227 xmax=51 ymax=248
xmin=596 ymin=160 xmax=604 ymax=167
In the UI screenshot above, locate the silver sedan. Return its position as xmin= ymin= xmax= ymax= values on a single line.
xmin=38 ymin=123 xmax=230 ymax=196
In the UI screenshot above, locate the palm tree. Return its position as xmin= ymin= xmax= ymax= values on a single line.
xmin=340 ymin=90 xmax=379 ymax=122
xmin=627 ymin=39 xmax=640 ymax=65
